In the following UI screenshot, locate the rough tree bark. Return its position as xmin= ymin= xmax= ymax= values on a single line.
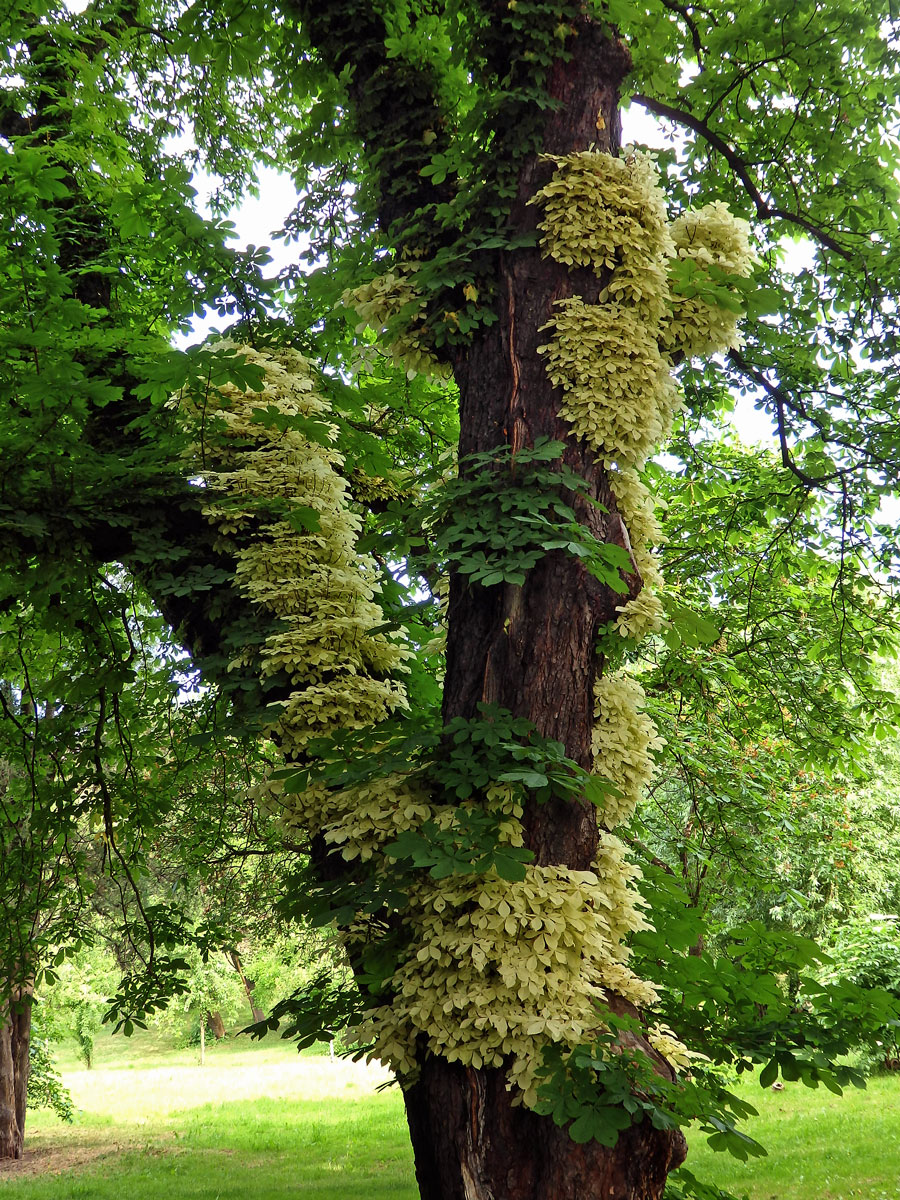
xmin=0 ymin=988 xmax=32 ymax=1162
xmin=400 ymin=22 xmax=687 ymax=1200
xmin=0 ymin=738 xmax=37 ymax=1163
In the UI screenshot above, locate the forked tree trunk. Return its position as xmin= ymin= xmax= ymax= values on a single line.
xmin=0 ymin=988 xmax=33 ymax=1161
xmin=402 ymin=24 xmax=687 ymax=1200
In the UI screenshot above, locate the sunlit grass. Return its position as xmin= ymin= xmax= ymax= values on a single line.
xmin=3 ymin=1029 xmax=900 ymax=1199
xmin=683 ymin=1073 xmax=900 ymax=1200
xmin=0 ymin=1029 xmax=417 ymax=1200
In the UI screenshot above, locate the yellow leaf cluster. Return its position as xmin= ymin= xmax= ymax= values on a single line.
xmin=592 ymin=673 xmax=664 ymax=828
xmin=608 ymin=468 xmax=666 ymax=640
xmin=184 ymin=343 xmax=687 ymax=1096
xmin=275 ymin=776 xmax=523 ymax=866
xmin=182 ymin=344 xmax=409 ymax=757
xmin=531 ymin=150 xmax=674 ymax=325
xmin=533 ymin=151 xmax=753 ymax=649
xmin=647 ymin=1023 xmax=707 ymax=1073
xmin=343 ymin=264 xmax=451 ymax=379
xmin=274 ymin=773 xmax=437 ymax=859
xmin=538 ymin=297 xmax=682 ymax=470
xmin=360 ymin=853 xmax=657 ymax=1107
xmin=661 ymin=201 xmax=756 ymax=358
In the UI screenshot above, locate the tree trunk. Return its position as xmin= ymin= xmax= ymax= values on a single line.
xmin=228 ymin=952 xmax=265 ymax=1024
xmin=0 ymin=988 xmax=32 ymax=1161
xmin=405 ymin=1060 xmax=684 ymax=1200
xmin=206 ymin=1010 xmax=226 ymax=1040
xmin=1 ymin=11 xmax=685 ymax=1192
xmin=402 ymin=22 xmax=687 ymax=1200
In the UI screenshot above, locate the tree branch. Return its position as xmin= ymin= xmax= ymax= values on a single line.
xmin=658 ymin=0 xmax=706 ymax=64
xmin=282 ymin=0 xmax=453 ymax=246
xmin=727 ymin=348 xmax=847 ymax=488
xmin=632 ymin=93 xmax=854 ymax=261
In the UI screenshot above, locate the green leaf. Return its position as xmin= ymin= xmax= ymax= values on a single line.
xmin=757 ymin=1059 xmax=778 ymax=1090
xmin=287 ymin=506 xmax=322 ymax=532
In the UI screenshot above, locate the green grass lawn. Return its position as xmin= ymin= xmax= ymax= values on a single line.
xmin=0 ymin=1029 xmax=418 ymax=1200
xmin=683 ymin=1073 xmax=900 ymax=1200
xmin=3 ymin=1030 xmax=900 ymax=1199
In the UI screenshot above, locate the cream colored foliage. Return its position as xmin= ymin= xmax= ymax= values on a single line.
xmin=592 ymin=673 xmax=664 ymax=828
xmin=615 ymin=580 xmax=666 ymax=641
xmin=362 ymin=854 xmax=657 ymax=1106
xmin=609 ymin=467 xmax=663 ymax=549
xmin=532 ymin=150 xmax=675 ymax=325
xmin=608 ymin=468 xmax=666 ymax=639
xmin=275 ymin=775 xmax=523 ymax=867
xmin=534 ymin=152 xmax=753 ymax=649
xmin=183 ymin=344 xmax=408 ymax=757
xmin=539 ymin=298 xmax=682 ymax=469
xmin=344 ymin=264 xmax=451 ymax=379
xmin=647 ymin=1024 xmax=704 ymax=1073
xmin=353 ymin=150 xmax=735 ymax=1097
xmin=186 ymin=325 xmax=684 ymax=1099
xmin=671 ymin=201 xmax=755 ymax=277
xmin=274 ymin=773 xmax=437 ymax=860
xmin=662 ymin=201 xmax=756 ymax=358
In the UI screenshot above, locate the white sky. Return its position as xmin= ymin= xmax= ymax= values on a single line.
xmin=184 ymin=105 xmax=817 ymax=450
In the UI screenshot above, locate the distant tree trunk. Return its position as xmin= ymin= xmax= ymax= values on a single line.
xmin=206 ymin=1010 xmax=226 ymax=1040
xmin=228 ymin=952 xmax=265 ymax=1024
xmin=0 ymin=987 xmax=33 ymax=1161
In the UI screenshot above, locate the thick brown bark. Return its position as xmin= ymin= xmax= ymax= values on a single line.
xmin=405 ymin=1059 xmax=685 ymax=1200
xmin=444 ymin=28 xmax=642 ymax=869
xmin=0 ymin=989 xmax=32 ymax=1161
xmin=403 ymin=18 xmax=687 ymax=1200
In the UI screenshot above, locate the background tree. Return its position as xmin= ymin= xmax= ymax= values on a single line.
xmin=635 ymin=432 xmax=899 ymax=941
xmin=0 ymin=576 xmax=278 ymax=1154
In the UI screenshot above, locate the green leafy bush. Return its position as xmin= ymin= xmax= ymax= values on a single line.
xmin=26 ymin=1032 xmax=74 ymax=1123
xmin=822 ymin=917 xmax=900 ymax=1068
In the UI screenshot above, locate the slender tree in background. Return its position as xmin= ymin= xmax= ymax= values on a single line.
xmin=2 ymin=2 xmax=900 ymax=1196
xmin=0 ymin=573 xmax=277 ymax=1155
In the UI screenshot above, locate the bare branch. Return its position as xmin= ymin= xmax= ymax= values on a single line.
xmin=632 ymin=93 xmax=854 ymax=261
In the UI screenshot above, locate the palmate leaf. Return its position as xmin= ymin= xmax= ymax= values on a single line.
xmin=244 ymin=967 xmax=366 ymax=1049
xmin=664 ymin=1167 xmax=750 ymax=1200
xmin=384 ymin=811 xmax=535 ymax=881
xmin=568 ymin=1106 xmax=633 ymax=1145
xmin=390 ymin=440 xmax=629 ymax=592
